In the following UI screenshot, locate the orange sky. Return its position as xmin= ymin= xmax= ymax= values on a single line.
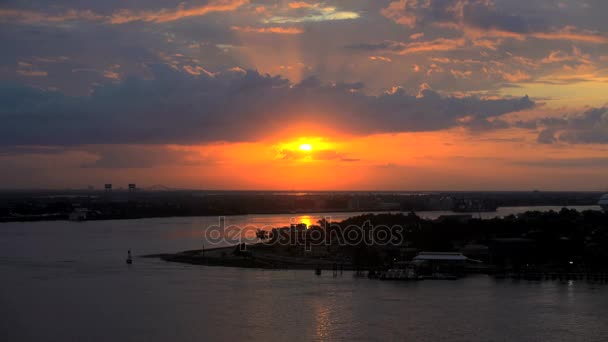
xmin=4 ymin=128 xmax=605 ymax=190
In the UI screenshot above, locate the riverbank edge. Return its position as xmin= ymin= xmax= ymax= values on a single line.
xmin=143 ymin=245 xmax=352 ymax=270
xmin=147 ymin=245 xmax=608 ymax=282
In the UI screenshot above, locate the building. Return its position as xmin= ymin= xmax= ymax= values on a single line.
xmin=412 ymin=252 xmax=468 ymax=277
xmin=599 ymin=194 xmax=608 ymax=211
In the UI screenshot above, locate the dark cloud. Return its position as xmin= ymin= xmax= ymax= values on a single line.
xmin=459 ymin=0 xmax=535 ymax=34
xmin=537 ymin=129 xmax=557 ymax=144
xmin=80 ymin=145 xmax=206 ymax=168
xmin=0 ymin=64 xmax=534 ymax=146
xmin=526 ymin=107 xmax=608 ymax=144
xmin=0 ymin=144 xmax=207 ymax=168
xmin=0 ymin=145 xmax=67 ymax=156
xmin=381 ymin=0 xmax=600 ymax=40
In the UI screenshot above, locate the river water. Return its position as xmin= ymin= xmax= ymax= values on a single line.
xmin=1 ymin=206 xmax=607 ymax=341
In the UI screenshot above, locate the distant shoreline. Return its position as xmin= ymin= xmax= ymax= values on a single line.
xmin=1 ymin=205 xmax=602 ymax=223
xmin=1 ymin=190 xmax=603 ymax=223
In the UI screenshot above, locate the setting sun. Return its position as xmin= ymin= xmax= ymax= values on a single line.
xmin=299 ymin=143 xmax=312 ymax=151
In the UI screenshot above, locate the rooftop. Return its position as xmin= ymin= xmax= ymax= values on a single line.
xmin=414 ymin=252 xmax=468 ymax=261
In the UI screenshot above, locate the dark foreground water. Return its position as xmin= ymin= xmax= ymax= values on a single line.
xmin=1 ymin=206 xmax=606 ymax=341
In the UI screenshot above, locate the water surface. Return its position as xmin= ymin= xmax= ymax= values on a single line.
xmin=1 ymin=206 xmax=606 ymax=341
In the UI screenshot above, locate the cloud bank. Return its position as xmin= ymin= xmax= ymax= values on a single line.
xmin=525 ymin=107 xmax=608 ymax=144
xmin=0 ymin=64 xmax=534 ymax=146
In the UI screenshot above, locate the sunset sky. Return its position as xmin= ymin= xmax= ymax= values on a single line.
xmin=1 ymin=0 xmax=608 ymax=190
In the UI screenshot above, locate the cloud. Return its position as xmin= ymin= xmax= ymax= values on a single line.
xmin=0 ymin=8 xmax=104 ymax=24
xmin=482 ymin=66 xmax=531 ymax=82
xmin=0 ymin=0 xmax=249 ymax=25
xmin=536 ymin=129 xmax=557 ymax=144
xmin=381 ymin=0 xmax=608 ymax=44
xmin=450 ymin=69 xmax=472 ymax=79
xmin=521 ymin=107 xmax=608 ymax=144
xmin=369 ymin=56 xmax=392 ymax=62
xmin=231 ymin=26 xmax=304 ymax=34
xmin=81 ymin=145 xmax=206 ymax=168
xmin=380 ymin=0 xmax=420 ymax=28
xmin=409 ymin=32 xmax=424 ymax=40
xmin=0 ymin=0 xmax=357 ymax=26
xmin=278 ymin=148 xmax=358 ymax=162
xmin=182 ymin=65 xmax=216 ymax=77
xmin=346 ymin=38 xmax=466 ymax=55
xmin=17 ymin=70 xmax=48 ymax=77
xmin=0 ymin=145 xmax=68 ymax=156
xmin=264 ymin=2 xmax=359 ymax=23
xmin=288 ymin=2 xmax=319 ymax=9
xmin=109 ymin=0 xmax=249 ymax=24
xmin=0 ymin=65 xmax=534 ymax=146
xmin=541 ymin=47 xmax=592 ymax=65
xmin=529 ymin=27 xmax=608 ymax=44
xmin=0 ymin=144 xmax=209 ymax=169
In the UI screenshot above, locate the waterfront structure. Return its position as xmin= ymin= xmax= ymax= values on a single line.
xmin=600 ymin=194 xmax=608 ymax=211
xmin=413 ymin=252 xmax=468 ymax=263
xmin=412 ymin=252 xmax=468 ymax=277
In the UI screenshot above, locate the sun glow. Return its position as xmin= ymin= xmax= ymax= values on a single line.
xmin=299 ymin=143 xmax=312 ymax=151
xmin=274 ymin=137 xmax=336 ymax=162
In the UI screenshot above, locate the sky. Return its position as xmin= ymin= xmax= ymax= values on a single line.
xmin=1 ymin=0 xmax=607 ymax=191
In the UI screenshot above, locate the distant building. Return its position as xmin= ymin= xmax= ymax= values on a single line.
xmin=104 ymin=184 xmax=112 ymax=192
xmin=599 ymin=194 xmax=608 ymax=211
xmin=128 ymin=184 xmax=137 ymax=193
